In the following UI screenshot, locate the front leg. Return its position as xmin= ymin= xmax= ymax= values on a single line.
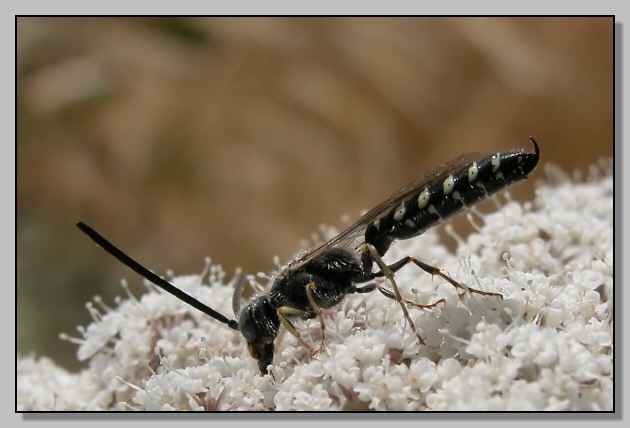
xmin=277 ymin=305 xmax=316 ymax=356
xmin=277 ymin=281 xmax=327 ymax=358
xmin=305 ymin=283 xmax=326 ymax=355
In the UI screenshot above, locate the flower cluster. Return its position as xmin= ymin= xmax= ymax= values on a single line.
xmin=18 ymin=162 xmax=613 ymax=411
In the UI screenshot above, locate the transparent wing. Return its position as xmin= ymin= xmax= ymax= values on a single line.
xmin=288 ymin=151 xmax=487 ymax=270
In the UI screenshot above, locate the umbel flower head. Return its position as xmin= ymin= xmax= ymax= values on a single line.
xmin=18 ymin=161 xmax=613 ymax=411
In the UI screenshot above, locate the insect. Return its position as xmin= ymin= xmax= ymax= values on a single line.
xmin=77 ymin=137 xmax=539 ymax=374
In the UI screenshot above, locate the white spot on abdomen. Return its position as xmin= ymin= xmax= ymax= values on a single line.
xmin=418 ymin=187 xmax=430 ymax=210
xmin=468 ymin=162 xmax=479 ymax=182
xmin=393 ymin=202 xmax=406 ymax=221
xmin=443 ymin=175 xmax=455 ymax=195
xmin=491 ymin=154 xmax=501 ymax=173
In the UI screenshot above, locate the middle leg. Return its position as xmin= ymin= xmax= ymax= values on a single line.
xmin=364 ymin=244 xmax=426 ymax=345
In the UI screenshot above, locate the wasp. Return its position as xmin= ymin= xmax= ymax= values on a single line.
xmin=77 ymin=137 xmax=539 ymax=374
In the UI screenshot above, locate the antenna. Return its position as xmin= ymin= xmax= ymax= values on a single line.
xmin=75 ymin=221 xmax=239 ymax=331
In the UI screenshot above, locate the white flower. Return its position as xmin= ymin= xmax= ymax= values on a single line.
xmin=18 ymin=163 xmax=613 ymax=411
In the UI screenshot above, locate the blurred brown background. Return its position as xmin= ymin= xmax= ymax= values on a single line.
xmin=17 ymin=17 xmax=613 ymax=370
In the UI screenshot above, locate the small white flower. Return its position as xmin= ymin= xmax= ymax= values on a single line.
xmin=18 ymin=163 xmax=613 ymax=411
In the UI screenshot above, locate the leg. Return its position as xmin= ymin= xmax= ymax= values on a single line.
xmin=355 ymin=282 xmax=446 ymax=310
xmin=276 ymin=306 xmax=316 ymax=356
xmin=377 ymin=286 xmax=446 ymax=310
xmin=364 ymin=244 xmax=426 ymax=345
xmin=353 ymin=282 xmax=376 ymax=293
xmin=277 ymin=282 xmax=328 ymax=358
xmin=387 ymin=257 xmax=503 ymax=299
xmin=359 ymin=254 xmax=503 ymax=299
xmin=305 ymin=283 xmax=326 ymax=355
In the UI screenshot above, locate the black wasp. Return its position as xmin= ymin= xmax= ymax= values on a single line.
xmin=77 ymin=137 xmax=539 ymax=374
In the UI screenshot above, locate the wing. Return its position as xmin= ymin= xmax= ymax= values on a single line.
xmin=288 ymin=150 xmax=487 ymax=271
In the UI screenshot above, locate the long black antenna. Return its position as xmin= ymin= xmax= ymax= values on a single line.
xmin=76 ymin=221 xmax=239 ymax=331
